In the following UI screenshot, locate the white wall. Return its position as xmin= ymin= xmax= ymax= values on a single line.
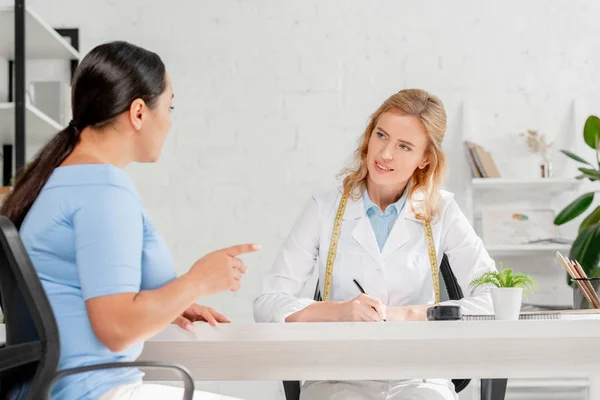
xmin=2 ymin=1 xmax=600 ymax=398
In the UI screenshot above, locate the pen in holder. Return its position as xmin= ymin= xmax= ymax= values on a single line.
xmin=556 ymin=251 xmax=600 ymax=309
xmin=572 ymin=278 xmax=600 ymax=310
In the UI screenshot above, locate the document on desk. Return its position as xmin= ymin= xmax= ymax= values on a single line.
xmin=462 ymin=309 xmax=600 ymax=321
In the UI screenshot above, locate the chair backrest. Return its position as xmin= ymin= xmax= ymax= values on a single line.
xmin=0 ymin=216 xmax=60 ymax=396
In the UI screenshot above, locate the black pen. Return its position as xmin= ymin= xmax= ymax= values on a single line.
xmin=353 ymin=279 xmax=366 ymax=294
xmin=353 ymin=279 xmax=386 ymax=321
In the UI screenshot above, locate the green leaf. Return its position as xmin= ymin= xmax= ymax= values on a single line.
xmin=584 ymin=115 xmax=600 ymax=150
xmin=469 ymin=268 xmax=536 ymax=296
xmin=560 ymin=150 xmax=592 ymax=166
xmin=569 ymin=222 xmax=600 ymax=278
xmin=554 ymin=192 xmax=595 ymax=225
xmin=578 ymin=167 xmax=600 ymax=179
xmin=575 ymin=174 xmax=598 ymax=182
xmin=580 ymin=206 xmax=600 ymax=233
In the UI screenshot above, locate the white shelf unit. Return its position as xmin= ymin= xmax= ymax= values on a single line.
xmin=460 ymin=99 xmax=585 ymax=247
xmin=0 ymin=6 xmax=80 ymax=59
xmin=467 ymin=176 xmax=582 ymax=255
xmin=456 ymin=99 xmax=593 ymax=400
xmin=0 ymin=5 xmax=79 ymax=181
xmin=485 ymin=244 xmax=572 ymax=257
xmin=0 ymin=102 xmax=61 ymax=145
xmin=471 ymin=177 xmax=583 ymax=194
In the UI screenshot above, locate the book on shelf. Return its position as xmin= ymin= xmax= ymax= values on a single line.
xmin=463 ymin=140 xmax=501 ymax=178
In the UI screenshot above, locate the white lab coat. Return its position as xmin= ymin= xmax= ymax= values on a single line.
xmin=254 ymin=186 xmax=496 ymax=324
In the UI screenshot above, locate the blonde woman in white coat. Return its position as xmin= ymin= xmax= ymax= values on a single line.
xmin=253 ymin=88 xmax=497 ymax=400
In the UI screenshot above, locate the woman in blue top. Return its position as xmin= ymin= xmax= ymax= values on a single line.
xmin=1 ymin=41 xmax=258 ymax=400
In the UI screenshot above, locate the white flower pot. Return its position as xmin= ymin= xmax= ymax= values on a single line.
xmin=491 ymin=287 xmax=523 ymax=320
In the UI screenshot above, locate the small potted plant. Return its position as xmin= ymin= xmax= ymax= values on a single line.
xmin=469 ymin=265 xmax=536 ymax=320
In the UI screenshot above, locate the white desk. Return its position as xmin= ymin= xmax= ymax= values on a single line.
xmin=137 ymin=319 xmax=600 ymax=398
xmin=3 ymin=321 xmax=599 ymax=397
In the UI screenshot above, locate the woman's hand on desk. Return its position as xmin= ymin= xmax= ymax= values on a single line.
xmin=173 ymin=304 xmax=230 ymax=331
xmin=387 ymin=304 xmax=433 ymax=322
xmin=285 ymin=294 xmax=386 ymax=322
xmin=340 ymin=294 xmax=387 ymax=322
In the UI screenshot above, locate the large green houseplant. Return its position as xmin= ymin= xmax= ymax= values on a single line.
xmin=554 ymin=115 xmax=600 ymax=280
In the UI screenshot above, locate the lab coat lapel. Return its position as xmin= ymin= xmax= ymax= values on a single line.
xmin=344 ymin=195 xmax=382 ymax=265
xmin=381 ymin=199 xmax=422 ymax=259
xmin=352 ymin=215 xmax=382 ymax=265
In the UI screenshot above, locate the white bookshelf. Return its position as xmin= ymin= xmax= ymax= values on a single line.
xmin=0 ymin=6 xmax=80 ymax=59
xmin=0 ymin=102 xmax=61 ymax=145
xmin=471 ymin=177 xmax=583 ymax=193
xmin=485 ymin=244 xmax=572 ymax=257
xmin=458 ymin=99 xmax=594 ymax=399
xmin=0 ymin=5 xmax=78 ymax=169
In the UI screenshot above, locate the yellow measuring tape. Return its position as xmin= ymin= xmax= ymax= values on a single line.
xmin=424 ymin=220 xmax=441 ymax=304
xmin=322 ymin=192 xmax=440 ymax=304
xmin=323 ymin=192 xmax=348 ymax=301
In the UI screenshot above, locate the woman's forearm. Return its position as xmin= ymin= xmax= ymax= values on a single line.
xmin=88 ymin=243 xmax=255 ymax=352
xmin=285 ymin=301 xmax=343 ymax=322
xmin=87 ymin=270 xmax=210 ymax=352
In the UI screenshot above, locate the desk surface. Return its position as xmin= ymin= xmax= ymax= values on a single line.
xmin=138 ymin=319 xmax=600 ymax=381
xmin=2 ymin=320 xmax=599 ymax=381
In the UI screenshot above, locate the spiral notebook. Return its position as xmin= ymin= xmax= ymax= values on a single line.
xmin=462 ymin=309 xmax=600 ymax=321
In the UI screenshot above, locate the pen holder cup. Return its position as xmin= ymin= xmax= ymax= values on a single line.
xmin=572 ymin=278 xmax=600 ymax=310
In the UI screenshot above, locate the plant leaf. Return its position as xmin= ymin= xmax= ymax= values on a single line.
xmin=554 ymin=192 xmax=595 ymax=225
xmin=584 ymin=115 xmax=600 ymax=150
xmin=511 ymin=272 xmax=536 ymax=294
xmin=470 ymin=268 xmax=536 ymax=296
xmin=560 ymin=150 xmax=592 ymax=166
xmin=569 ymin=222 xmax=600 ymax=278
xmin=470 ymin=271 xmax=502 ymax=289
xmin=470 ymin=271 xmax=501 ymax=289
xmin=578 ymin=167 xmax=600 ymax=179
xmin=503 ymin=269 xmax=514 ymax=288
xmin=580 ymin=206 xmax=600 ymax=234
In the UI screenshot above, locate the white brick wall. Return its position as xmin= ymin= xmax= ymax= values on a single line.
xmin=2 ymin=1 xmax=600 ymax=398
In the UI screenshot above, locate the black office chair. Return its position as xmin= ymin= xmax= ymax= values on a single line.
xmin=0 ymin=216 xmax=194 ymax=399
xmin=282 ymin=254 xmax=508 ymax=400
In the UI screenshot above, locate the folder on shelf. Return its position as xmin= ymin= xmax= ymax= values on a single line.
xmin=463 ymin=141 xmax=483 ymax=177
xmin=463 ymin=140 xmax=501 ymax=178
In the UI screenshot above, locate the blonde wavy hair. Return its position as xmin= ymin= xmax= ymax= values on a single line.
xmin=340 ymin=88 xmax=448 ymax=221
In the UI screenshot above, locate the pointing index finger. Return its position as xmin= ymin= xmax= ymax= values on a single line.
xmin=224 ymin=244 xmax=262 ymax=257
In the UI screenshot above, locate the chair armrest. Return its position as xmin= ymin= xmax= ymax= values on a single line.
xmin=0 ymin=342 xmax=41 ymax=373
xmin=44 ymin=361 xmax=194 ymax=400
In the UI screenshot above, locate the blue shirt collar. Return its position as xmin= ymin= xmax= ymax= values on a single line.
xmin=363 ymin=186 xmax=408 ymax=217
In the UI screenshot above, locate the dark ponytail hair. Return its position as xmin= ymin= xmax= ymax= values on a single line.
xmin=0 ymin=41 xmax=166 ymax=229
